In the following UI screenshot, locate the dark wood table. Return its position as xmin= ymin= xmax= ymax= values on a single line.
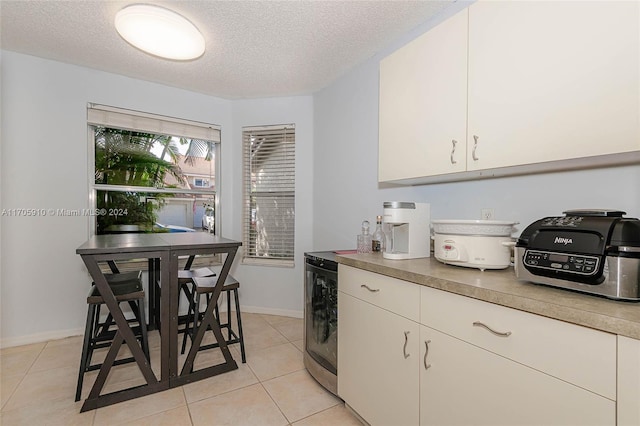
xmin=76 ymin=232 xmax=242 ymax=412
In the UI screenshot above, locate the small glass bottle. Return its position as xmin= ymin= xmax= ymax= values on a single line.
xmin=357 ymin=220 xmax=372 ymax=254
xmin=371 ymin=215 xmax=385 ymax=252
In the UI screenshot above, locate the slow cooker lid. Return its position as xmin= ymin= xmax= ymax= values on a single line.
xmin=431 ymin=220 xmax=517 ymax=237
xmin=384 ymin=201 xmax=415 ymax=209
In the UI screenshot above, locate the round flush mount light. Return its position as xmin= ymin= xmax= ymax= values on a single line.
xmin=115 ymin=4 xmax=205 ymax=60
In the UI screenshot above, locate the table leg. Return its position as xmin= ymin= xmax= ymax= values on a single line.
xmin=80 ymin=255 xmax=158 ymax=411
xmin=147 ymin=258 xmax=155 ymax=331
xmin=160 ymin=252 xmax=172 ymax=381
xmin=147 ymin=258 xmax=162 ymax=331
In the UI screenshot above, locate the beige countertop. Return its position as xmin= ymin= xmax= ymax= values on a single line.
xmin=336 ymin=253 xmax=640 ymax=340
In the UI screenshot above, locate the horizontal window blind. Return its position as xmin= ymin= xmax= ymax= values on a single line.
xmin=242 ymin=125 xmax=295 ymax=264
xmin=88 ymin=103 xmax=221 ymax=142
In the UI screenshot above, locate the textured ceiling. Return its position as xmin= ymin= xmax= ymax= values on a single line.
xmin=0 ymin=0 xmax=452 ymax=99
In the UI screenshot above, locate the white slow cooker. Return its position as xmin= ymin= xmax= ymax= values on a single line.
xmin=431 ymin=220 xmax=518 ymax=270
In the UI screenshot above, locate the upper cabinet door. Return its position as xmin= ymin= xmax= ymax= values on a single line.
xmin=467 ymin=0 xmax=640 ymax=171
xmin=379 ymin=8 xmax=468 ymax=182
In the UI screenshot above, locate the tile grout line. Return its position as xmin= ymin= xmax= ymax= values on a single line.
xmin=181 ymin=385 xmax=196 ymax=426
xmin=25 ymin=341 xmax=48 ymax=375
xmin=0 ymin=372 xmax=26 ymax=412
xmin=0 ymin=341 xmax=48 ymax=412
xmin=259 ymin=380 xmax=293 ymax=425
xmin=291 ymin=404 xmax=342 ymax=425
xmin=244 ymin=331 xmax=307 ymax=425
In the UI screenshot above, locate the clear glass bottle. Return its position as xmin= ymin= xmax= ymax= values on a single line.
xmin=371 ymin=215 xmax=385 ymax=252
xmin=357 ymin=220 xmax=372 ymax=254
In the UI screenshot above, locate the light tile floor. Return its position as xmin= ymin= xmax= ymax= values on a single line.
xmin=0 ymin=313 xmax=362 ymax=426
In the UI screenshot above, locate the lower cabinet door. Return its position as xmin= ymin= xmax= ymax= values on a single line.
xmin=338 ymin=291 xmax=420 ymax=426
xmin=617 ymin=336 xmax=640 ymax=426
xmin=420 ymin=326 xmax=615 ymax=426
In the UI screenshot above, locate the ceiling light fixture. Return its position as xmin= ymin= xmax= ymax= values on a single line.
xmin=115 ymin=4 xmax=205 ymax=61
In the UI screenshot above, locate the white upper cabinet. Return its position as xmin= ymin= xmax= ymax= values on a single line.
xmin=379 ymin=8 xmax=468 ymax=181
xmin=467 ymin=0 xmax=640 ymax=170
xmin=378 ymin=0 xmax=640 ymax=183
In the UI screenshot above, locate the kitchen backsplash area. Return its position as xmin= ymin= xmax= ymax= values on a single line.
xmin=312 ymin=156 xmax=639 ymax=253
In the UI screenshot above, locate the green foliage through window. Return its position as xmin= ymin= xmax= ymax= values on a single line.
xmin=93 ymin=126 xmax=216 ymax=235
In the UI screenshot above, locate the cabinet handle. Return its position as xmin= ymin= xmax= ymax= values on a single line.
xmin=473 ymin=321 xmax=512 ymax=337
xmin=403 ymin=331 xmax=410 ymax=359
xmin=450 ymin=139 xmax=457 ymax=164
xmin=424 ymin=340 xmax=432 ymax=370
xmin=472 ymin=135 xmax=479 ymax=161
xmin=360 ymin=284 xmax=380 ymax=293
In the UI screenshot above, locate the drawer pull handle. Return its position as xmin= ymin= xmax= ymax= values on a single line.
xmin=360 ymin=284 xmax=380 ymax=293
xmin=403 ymin=331 xmax=410 ymax=359
xmin=450 ymin=139 xmax=458 ymax=164
xmin=472 ymin=135 xmax=479 ymax=161
xmin=424 ymin=340 xmax=432 ymax=370
xmin=473 ymin=321 xmax=512 ymax=337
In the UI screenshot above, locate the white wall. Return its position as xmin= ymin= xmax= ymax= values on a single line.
xmin=312 ymin=2 xmax=640 ymax=251
xmin=0 ymin=51 xmax=312 ymax=346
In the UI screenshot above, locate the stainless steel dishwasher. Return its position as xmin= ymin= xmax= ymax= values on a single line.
xmin=303 ymin=251 xmax=338 ymax=396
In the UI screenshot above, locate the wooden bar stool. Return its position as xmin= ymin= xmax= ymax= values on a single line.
xmin=178 ymin=267 xmax=216 ymax=299
xmin=75 ymin=273 xmax=149 ymax=402
xmin=182 ymin=275 xmax=246 ymax=363
xmin=153 ymin=265 xmax=215 ymax=338
xmin=92 ymin=271 xmax=145 ymax=336
xmin=178 ymin=267 xmax=216 ymax=353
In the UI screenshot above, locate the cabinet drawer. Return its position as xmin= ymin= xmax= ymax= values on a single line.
xmin=421 ymin=286 xmax=616 ymax=400
xmin=420 ymin=325 xmax=615 ymax=426
xmin=339 ymin=265 xmax=420 ymax=322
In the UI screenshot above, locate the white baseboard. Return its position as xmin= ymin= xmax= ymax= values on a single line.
xmin=1 ymin=327 xmax=84 ymax=349
xmin=240 ymin=305 xmax=303 ymax=319
xmin=0 ymin=306 xmax=303 ymax=349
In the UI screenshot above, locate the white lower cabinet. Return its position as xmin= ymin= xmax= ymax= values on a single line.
xmin=420 ymin=286 xmax=616 ymax=426
xmin=420 ymin=325 xmax=615 ymax=426
xmin=617 ymin=336 xmax=640 ymax=426
xmin=338 ymin=291 xmax=420 ymax=426
xmin=420 ymin=285 xmax=617 ymax=400
xmin=338 ymin=265 xmax=621 ymax=425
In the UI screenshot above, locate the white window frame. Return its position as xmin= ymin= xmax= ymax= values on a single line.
xmin=87 ymin=103 xmax=222 ymax=238
xmin=242 ymin=124 xmax=295 ymax=267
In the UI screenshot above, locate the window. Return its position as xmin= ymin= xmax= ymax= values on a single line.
xmin=193 ymin=178 xmax=209 ymax=188
xmin=242 ymin=124 xmax=295 ymax=266
xmin=88 ymin=104 xmax=220 ymax=237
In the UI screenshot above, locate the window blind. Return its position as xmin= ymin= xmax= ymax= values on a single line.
xmin=87 ymin=103 xmax=221 ymax=142
xmin=242 ymin=124 xmax=295 ymax=265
